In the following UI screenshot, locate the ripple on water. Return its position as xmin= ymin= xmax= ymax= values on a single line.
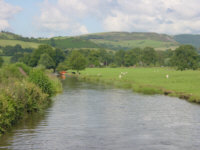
xmin=1 ymin=78 xmax=200 ymax=150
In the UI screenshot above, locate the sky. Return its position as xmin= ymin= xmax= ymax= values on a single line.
xmin=1 ymin=0 xmax=200 ymax=37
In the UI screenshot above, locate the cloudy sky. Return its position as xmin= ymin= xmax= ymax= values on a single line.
xmin=1 ymin=0 xmax=200 ymax=37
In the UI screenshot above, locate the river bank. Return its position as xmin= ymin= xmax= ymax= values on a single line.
xmin=0 ymin=63 xmax=62 ymax=136
xmin=1 ymin=77 xmax=200 ymax=150
xmin=73 ymin=67 xmax=200 ymax=103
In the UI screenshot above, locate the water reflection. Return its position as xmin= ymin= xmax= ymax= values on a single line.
xmin=1 ymin=77 xmax=200 ymax=150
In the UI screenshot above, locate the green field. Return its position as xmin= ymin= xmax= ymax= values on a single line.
xmin=0 ymin=40 xmax=40 ymax=48
xmin=80 ymin=32 xmax=179 ymax=50
xmin=2 ymin=56 xmax=11 ymax=64
xmin=91 ymin=39 xmax=178 ymax=50
xmin=78 ymin=68 xmax=200 ymax=102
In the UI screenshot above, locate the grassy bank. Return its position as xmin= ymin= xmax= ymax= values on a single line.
xmin=0 ymin=63 xmax=62 ymax=136
xmin=76 ymin=68 xmax=200 ymax=103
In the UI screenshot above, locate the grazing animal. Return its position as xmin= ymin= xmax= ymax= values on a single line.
xmin=166 ymin=74 xmax=169 ymax=79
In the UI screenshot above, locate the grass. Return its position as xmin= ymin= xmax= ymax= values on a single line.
xmin=91 ymin=39 xmax=178 ymax=50
xmin=80 ymin=32 xmax=179 ymax=50
xmin=0 ymin=40 xmax=40 ymax=48
xmin=40 ymin=37 xmax=99 ymax=49
xmin=77 ymin=67 xmax=200 ymax=103
xmin=2 ymin=56 xmax=11 ymax=64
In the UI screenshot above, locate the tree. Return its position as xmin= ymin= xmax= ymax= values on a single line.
xmin=29 ymin=45 xmax=54 ymax=67
xmin=88 ymin=50 xmax=100 ymax=67
xmin=0 ymin=56 xmax=4 ymax=67
xmin=38 ymin=53 xmax=55 ymax=69
xmin=124 ymin=49 xmax=138 ymax=67
xmin=19 ymin=53 xmax=32 ymax=65
xmin=52 ymin=48 xmax=65 ymax=68
xmin=67 ymin=51 xmax=87 ymax=73
xmin=142 ymin=47 xmax=157 ymax=66
xmin=115 ymin=50 xmax=125 ymax=66
xmin=171 ymin=45 xmax=199 ymax=70
xmin=10 ymin=52 xmax=24 ymax=63
xmin=56 ymin=61 xmax=69 ymax=72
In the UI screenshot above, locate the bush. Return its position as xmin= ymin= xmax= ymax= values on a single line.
xmin=28 ymin=69 xmax=54 ymax=97
xmin=15 ymin=62 xmax=31 ymax=75
xmin=0 ymin=64 xmax=25 ymax=82
xmin=47 ymin=73 xmax=63 ymax=93
xmin=0 ymin=80 xmax=48 ymax=134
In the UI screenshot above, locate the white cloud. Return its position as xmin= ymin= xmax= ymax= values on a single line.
xmin=103 ymin=0 xmax=200 ymax=34
xmin=37 ymin=0 xmax=200 ymax=36
xmin=0 ymin=0 xmax=21 ymax=30
xmin=36 ymin=0 xmax=89 ymax=36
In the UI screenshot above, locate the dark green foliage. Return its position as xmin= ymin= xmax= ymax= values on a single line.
xmin=67 ymin=51 xmax=87 ymax=72
xmin=29 ymin=45 xmax=55 ymax=67
xmin=88 ymin=50 xmax=101 ymax=67
xmin=28 ymin=69 xmax=54 ymax=96
xmin=40 ymin=37 xmax=99 ymax=49
xmin=115 ymin=50 xmax=125 ymax=66
xmin=10 ymin=52 xmax=24 ymax=63
xmin=171 ymin=45 xmax=199 ymax=70
xmin=142 ymin=47 xmax=157 ymax=66
xmin=19 ymin=53 xmax=32 ymax=65
xmin=0 ymin=56 xmax=4 ymax=67
xmin=2 ymin=44 xmax=33 ymax=56
xmin=52 ymin=48 xmax=65 ymax=67
xmin=38 ymin=53 xmax=55 ymax=69
xmin=124 ymin=50 xmax=138 ymax=67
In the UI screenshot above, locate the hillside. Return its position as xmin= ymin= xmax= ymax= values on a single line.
xmin=0 ymin=32 xmax=40 ymax=48
xmin=39 ymin=37 xmax=99 ymax=49
xmin=174 ymin=34 xmax=200 ymax=48
xmin=79 ymin=32 xmax=179 ymax=50
xmin=0 ymin=31 xmax=182 ymax=51
xmin=0 ymin=31 xmax=100 ymax=50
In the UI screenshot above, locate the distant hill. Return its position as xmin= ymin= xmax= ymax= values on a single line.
xmin=174 ymin=34 xmax=200 ymax=48
xmin=40 ymin=37 xmax=99 ymax=49
xmin=79 ymin=32 xmax=179 ymax=50
xmin=0 ymin=31 xmax=100 ymax=50
xmin=0 ymin=31 xmax=182 ymax=51
xmin=0 ymin=31 xmax=40 ymax=48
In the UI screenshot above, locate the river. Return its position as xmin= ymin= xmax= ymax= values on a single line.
xmin=1 ymin=77 xmax=200 ymax=150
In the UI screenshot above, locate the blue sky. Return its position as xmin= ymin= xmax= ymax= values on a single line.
xmin=1 ymin=0 xmax=200 ymax=37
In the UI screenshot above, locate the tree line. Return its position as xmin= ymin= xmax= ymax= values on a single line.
xmin=0 ymin=44 xmax=199 ymax=71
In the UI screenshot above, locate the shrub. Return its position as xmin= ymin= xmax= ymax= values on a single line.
xmin=14 ymin=62 xmax=31 ymax=75
xmin=28 ymin=69 xmax=54 ymax=97
xmin=0 ymin=80 xmax=48 ymax=134
xmin=0 ymin=64 xmax=25 ymax=82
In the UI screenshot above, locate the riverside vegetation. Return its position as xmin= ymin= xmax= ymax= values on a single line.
xmin=1 ymin=31 xmax=200 ymax=135
xmin=0 ymin=63 xmax=62 ymax=136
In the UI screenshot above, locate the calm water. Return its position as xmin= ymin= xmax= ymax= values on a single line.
xmin=1 ymin=77 xmax=200 ymax=150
